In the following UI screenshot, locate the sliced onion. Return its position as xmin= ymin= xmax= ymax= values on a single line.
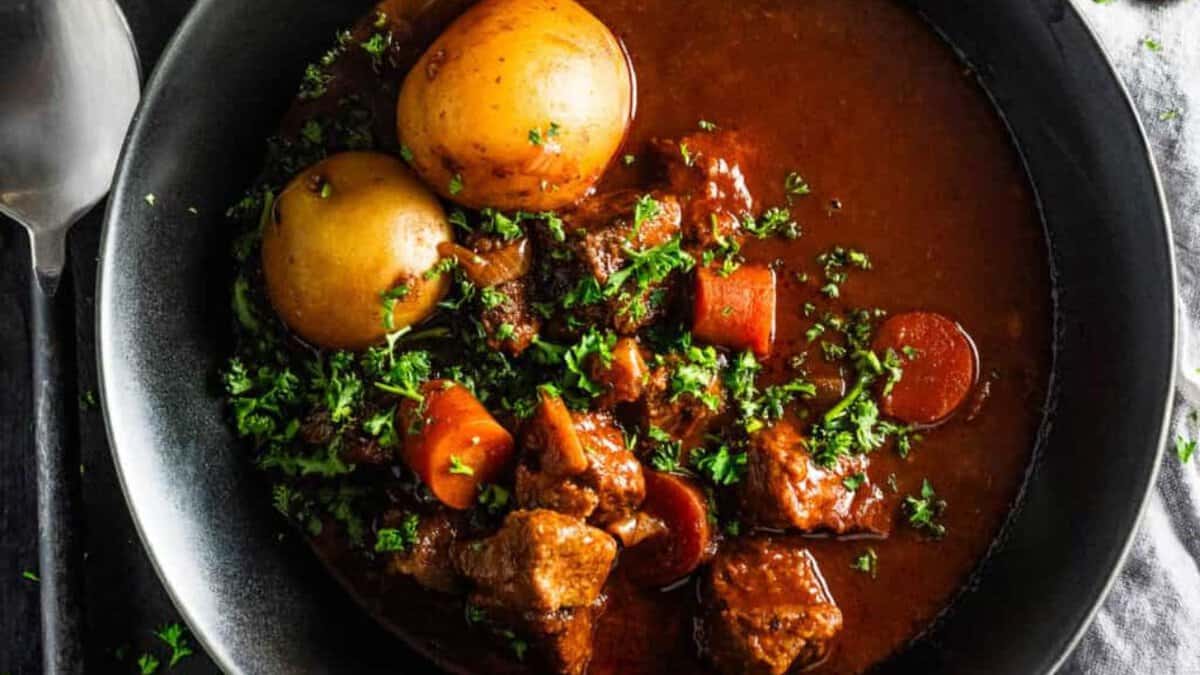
xmin=437 ymin=238 xmax=531 ymax=287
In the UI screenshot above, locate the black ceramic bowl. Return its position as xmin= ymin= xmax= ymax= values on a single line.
xmin=97 ymin=0 xmax=1176 ymax=672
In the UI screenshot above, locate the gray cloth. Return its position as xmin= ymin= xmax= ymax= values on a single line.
xmin=1061 ymin=1 xmax=1200 ymax=673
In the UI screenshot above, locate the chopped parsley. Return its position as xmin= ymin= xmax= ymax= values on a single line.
xmin=784 ymin=171 xmax=811 ymax=197
xmin=478 ymin=484 xmax=511 ymax=514
xmin=851 ymin=548 xmax=878 ymax=577
xmin=904 ymin=479 xmax=947 ymax=538
xmin=842 ymin=472 xmax=867 ymax=491
xmin=622 ymin=154 xmax=636 ymax=166
xmin=698 ymin=119 xmax=718 ymax=131
xmin=1160 ymin=109 xmax=1182 ymax=122
xmin=153 ymin=623 xmax=195 ymax=668
xmin=742 ymin=207 xmax=800 ymax=240
xmin=479 ymin=286 xmax=510 ymax=310
xmin=21 ymin=570 xmax=38 ymax=582
xmin=449 ymin=455 xmax=475 ymax=475
xmin=380 ymin=284 xmax=410 ymax=330
xmin=375 ymin=513 xmax=420 ymax=552
xmin=629 ymin=194 xmax=662 ymax=241
xmin=669 ymin=341 xmax=722 ymax=411
xmin=1141 ymin=36 xmax=1163 ymax=52
xmin=691 ymin=442 xmax=748 ymax=485
xmin=448 ymin=173 xmax=464 ymax=196
xmin=138 ymin=653 xmax=160 ymax=675
xmin=646 ymin=426 xmax=687 ymax=474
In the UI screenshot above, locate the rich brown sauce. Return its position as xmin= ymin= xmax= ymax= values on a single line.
xmin=299 ymin=0 xmax=1052 ymax=672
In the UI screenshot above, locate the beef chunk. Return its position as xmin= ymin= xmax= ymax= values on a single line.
xmin=565 ymin=190 xmax=682 ymax=283
xmin=517 ymin=408 xmax=645 ymax=529
xmin=740 ymin=420 xmax=891 ymax=534
xmin=590 ymin=337 xmax=649 ymax=408
xmin=640 ymin=352 xmax=726 ymax=441
xmin=481 ymin=276 xmax=542 ymax=356
xmin=454 ymin=509 xmax=617 ymax=613
xmin=483 ymin=605 xmax=600 ymax=675
xmin=700 ymin=537 xmax=842 ymax=675
xmin=540 ymin=190 xmax=685 ymax=336
xmin=653 ymin=131 xmax=754 ymax=250
xmin=382 ymin=509 xmax=463 ymax=594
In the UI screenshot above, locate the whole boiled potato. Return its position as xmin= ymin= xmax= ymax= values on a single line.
xmin=397 ymin=0 xmax=634 ymax=211
xmin=262 ymin=151 xmax=453 ymax=350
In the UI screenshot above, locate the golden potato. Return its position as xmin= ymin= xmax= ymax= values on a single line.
xmin=397 ymin=0 xmax=634 ymax=211
xmin=262 ymin=151 xmax=453 ymax=350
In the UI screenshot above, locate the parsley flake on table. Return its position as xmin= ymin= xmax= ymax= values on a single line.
xmin=154 ymin=623 xmax=195 ymax=668
xmin=137 ymin=653 xmax=160 ymax=675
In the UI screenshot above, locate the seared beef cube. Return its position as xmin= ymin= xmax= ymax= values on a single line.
xmin=523 ymin=606 xmax=597 ymax=675
xmin=565 ymin=190 xmax=683 ymax=284
xmin=740 ymin=420 xmax=891 ymax=534
xmin=517 ymin=404 xmax=645 ymax=529
xmin=541 ymin=190 xmax=685 ymax=336
xmin=653 ymin=131 xmax=754 ymax=250
xmin=700 ymin=537 xmax=842 ymax=675
xmin=481 ymin=276 xmax=541 ymax=355
xmin=482 ymin=605 xmax=599 ymax=675
xmin=590 ymin=337 xmax=649 ymax=408
xmin=454 ymin=509 xmax=617 ymax=612
xmin=640 ymin=353 xmax=726 ymax=441
xmin=382 ymin=509 xmax=463 ymax=594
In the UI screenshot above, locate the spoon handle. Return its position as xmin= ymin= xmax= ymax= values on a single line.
xmin=31 ymin=271 xmax=85 ymax=674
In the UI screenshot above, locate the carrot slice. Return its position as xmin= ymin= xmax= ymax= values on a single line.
xmin=693 ymin=265 xmax=776 ymax=356
xmin=521 ymin=391 xmax=589 ymax=477
xmin=399 ymin=380 xmax=515 ymax=509
xmin=872 ymin=312 xmax=977 ymax=426
xmin=623 ymin=471 xmax=713 ymax=587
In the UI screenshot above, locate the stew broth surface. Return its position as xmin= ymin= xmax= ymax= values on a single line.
xmin=294 ymin=0 xmax=1051 ymax=672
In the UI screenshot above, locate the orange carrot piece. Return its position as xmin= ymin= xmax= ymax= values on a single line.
xmin=872 ymin=312 xmax=977 ymax=426
xmin=522 ymin=391 xmax=589 ymax=477
xmin=693 ymin=265 xmax=776 ymax=356
xmin=623 ymin=471 xmax=713 ymax=587
xmin=399 ymin=380 xmax=515 ymax=509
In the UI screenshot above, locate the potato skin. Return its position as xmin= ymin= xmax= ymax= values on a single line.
xmin=397 ymin=0 xmax=634 ymax=211
xmin=261 ymin=151 xmax=453 ymax=350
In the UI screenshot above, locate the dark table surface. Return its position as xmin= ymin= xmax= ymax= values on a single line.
xmin=0 ymin=1 xmax=222 ymax=672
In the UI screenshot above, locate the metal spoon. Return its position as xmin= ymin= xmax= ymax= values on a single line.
xmin=0 ymin=1 xmax=140 ymax=672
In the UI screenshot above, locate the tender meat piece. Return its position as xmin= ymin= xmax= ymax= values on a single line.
xmin=381 ymin=509 xmax=463 ymax=594
xmin=454 ymin=509 xmax=617 ymax=613
xmin=700 ymin=537 xmax=843 ymax=675
xmin=740 ymin=420 xmax=891 ymax=534
xmin=640 ymin=354 xmax=726 ymax=441
xmin=481 ymin=277 xmax=541 ymax=356
xmin=590 ymin=337 xmax=649 ymax=408
xmin=484 ymin=605 xmax=600 ymax=675
xmin=564 ymin=190 xmax=682 ymax=284
xmin=653 ymin=131 xmax=754 ymax=249
xmin=539 ymin=190 xmax=685 ymax=336
xmin=517 ymin=408 xmax=645 ymax=529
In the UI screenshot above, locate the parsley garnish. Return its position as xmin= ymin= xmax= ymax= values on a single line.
xmin=380 ymin=284 xmax=410 ymax=330
xmin=630 ymin=194 xmax=662 ymax=241
xmin=375 ymin=513 xmax=420 ymax=552
xmin=449 ymin=455 xmax=475 ymax=475
xmin=1141 ymin=37 xmax=1163 ymax=52
xmin=904 ymin=479 xmax=947 ymax=538
xmin=153 ymin=623 xmax=195 ymax=668
xmin=21 ymin=570 xmax=38 ymax=582
xmin=784 ymin=172 xmax=811 ymax=197
xmin=691 ymin=443 xmax=747 ymax=485
xmin=742 ymin=207 xmax=799 ymax=239
xmin=448 ymin=173 xmax=464 ymax=196
xmin=669 ymin=342 xmax=722 ymax=410
xmin=851 ymin=548 xmax=878 ymax=577
xmin=698 ymin=119 xmax=718 ymax=132
xmin=479 ymin=286 xmax=510 ymax=310
xmin=478 ymin=484 xmax=511 ymax=514
xmin=842 ymin=472 xmax=867 ymax=491
xmin=138 ymin=653 xmax=160 ymax=675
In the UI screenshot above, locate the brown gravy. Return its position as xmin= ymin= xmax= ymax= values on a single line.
xmin=298 ymin=0 xmax=1051 ymax=672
